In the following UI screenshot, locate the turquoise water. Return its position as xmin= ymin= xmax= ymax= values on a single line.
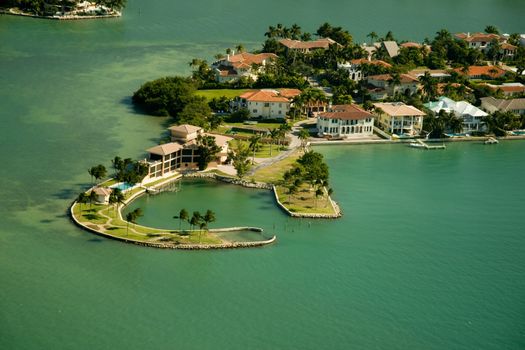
xmin=111 ymin=182 xmax=134 ymax=191
xmin=2 ymin=1 xmax=525 ymax=349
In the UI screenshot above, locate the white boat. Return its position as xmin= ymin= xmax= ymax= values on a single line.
xmin=484 ymin=138 xmax=498 ymax=144
xmin=409 ymin=142 xmax=425 ymax=148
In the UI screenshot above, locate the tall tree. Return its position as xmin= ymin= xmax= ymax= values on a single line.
xmin=227 ymin=140 xmax=251 ymax=179
xmin=178 ymin=208 xmax=189 ymax=231
xmin=196 ymin=134 xmax=221 ymax=170
xmin=248 ymin=134 xmax=262 ymax=164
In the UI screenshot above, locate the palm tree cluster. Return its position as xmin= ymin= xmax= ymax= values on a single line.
xmin=423 ymin=110 xmax=463 ymax=138
xmin=112 ymin=156 xmax=149 ymax=185
xmin=227 ymin=140 xmax=251 ymax=179
xmin=174 ymin=209 xmax=216 ymax=242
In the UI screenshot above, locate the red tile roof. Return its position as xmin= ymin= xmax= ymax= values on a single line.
xmin=239 ymin=89 xmax=291 ymax=103
xmin=368 ymin=73 xmax=419 ymax=84
xmin=226 ymin=52 xmax=277 ymax=69
xmin=349 ymin=58 xmax=392 ymax=68
xmin=454 ymin=65 xmax=506 ymax=78
xmin=454 ymin=32 xmax=502 ymax=43
xmin=400 ymin=42 xmax=422 ymax=48
xmin=319 ymin=104 xmax=373 ymax=120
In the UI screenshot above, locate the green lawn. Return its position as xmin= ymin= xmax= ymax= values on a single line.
xmin=275 ymin=185 xmax=337 ymax=215
xmin=196 ymin=89 xmax=250 ymax=100
xmin=251 ymin=150 xmax=301 ymax=183
xmin=236 ymin=140 xmax=284 ymax=159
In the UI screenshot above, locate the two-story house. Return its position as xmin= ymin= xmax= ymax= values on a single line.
xmin=231 ymin=89 xmax=301 ymax=119
xmin=374 ymin=102 xmax=426 ymax=136
xmin=424 ymin=97 xmax=488 ymax=133
xmin=317 ymin=104 xmax=375 ymax=138
xmin=211 ymin=52 xmax=277 ymax=83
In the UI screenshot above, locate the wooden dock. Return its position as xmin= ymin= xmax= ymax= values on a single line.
xmin=415 ymin=139 xmax=446 ymax=150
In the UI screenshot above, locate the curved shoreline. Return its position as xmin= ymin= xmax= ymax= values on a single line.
xmin=70 ymin=174 xmax=276 ymax=250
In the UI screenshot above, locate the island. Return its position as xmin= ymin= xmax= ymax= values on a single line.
xmin=1 ymin=0 xmax=126 ymax=19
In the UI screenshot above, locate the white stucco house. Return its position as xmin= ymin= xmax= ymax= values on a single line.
xmin=337 ymin=58 xmax=392 ymax=82
xmin=424 ymin=97 xmax=488 ymax=133
xmin=317 ymin=104 xmax=374 ymax=138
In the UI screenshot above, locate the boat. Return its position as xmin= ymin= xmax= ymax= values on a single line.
xmin=409 ymin=142 xmax=426 ymax=148
xmin=484 ymin=137 xmax=498 ymax=144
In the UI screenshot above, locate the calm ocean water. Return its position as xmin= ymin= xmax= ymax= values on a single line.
xmin=1 ymin=1 xmax=524 ymax=348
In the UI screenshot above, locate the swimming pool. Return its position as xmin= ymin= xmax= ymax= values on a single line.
xmin=110 ymin=182 xmax=134 ymax=191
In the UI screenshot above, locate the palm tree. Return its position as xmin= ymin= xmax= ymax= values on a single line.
xmin=124 ymin=208 xmax=142 ymax=236
xmin=290 ymin=24 xmax=302 ymax=40
xmin=298 ymin=129 xmax=310 ymax=150
xmin=190 ymin=211 xmax=201 ymax=232
xmin=269 ymin=128 xmax=280 ymax=156
xmin=388 ymin=72 xmax=401 ymax=95
xmin=88 ymin=190 xmax=98 ymax=208
xmin=419 ymin=71 xmax=437 ymax=102
xmin=367 ymin=31 xmax=378 ymax=45
xmin=114 ymin=189 xmax=125 ymax=216
xmin=88 ymin=167 xmax=96 ymax=186
xmin=201 ymin=209 xmax=216 ymax=243
xmin=77 ymin=192 xmax=88 ymax=212
xmin=325 ymin=188 xmax=334 ymax=207
xmin=178 ymin=208 xmax=188 ymax=231
xmin=248 ymin=134 xmax=262 ymax=164
xmin=235 ymin=44 xmax=245 ymax=53
xmin=265 ymin=25 xmax=278 ymax=38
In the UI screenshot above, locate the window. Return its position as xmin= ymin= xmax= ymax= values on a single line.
xmin=278 ymin=111 xmax=282 ymax=115
xmin=253 ymin=109 xmax=257 ymax=113
xmin=264 ymin=103 xmax=270 ymax=107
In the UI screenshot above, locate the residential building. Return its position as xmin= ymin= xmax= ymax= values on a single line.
xmin=144 ymin=125 xmax=232 ymax=181
xmin=302 ymin=100 xmax=329 ymax=116
xmin=424 ymin=97 xmax=488 ymax=133
xmin=366 ymin=73 xmax=420 ymax=100
xmin=279 ymin=38 xmax=341 ymax=53
xmin=211 ymin=52 xmax=277 ymax=83
xmin=338 ymin=58 xmax=392 ymax=82
xmin=92 ymin=187 xmax=112 ymax=205
xmin=454 ymin=65 xmax=507 ymax=80
xmin=481 ymin=97 xmax=525 ymax=115
xmin=482 ymin=83 xmax=525 ymax=97
xmin=374 ymin=102 xmax=426 ymax=136
xmin=231 ymin=89 xmax=301 ymax=119
xmin=317 ymin=104 xmax=374 ymax=138
xmin=454 ymin=32 xmax=503 ymax=50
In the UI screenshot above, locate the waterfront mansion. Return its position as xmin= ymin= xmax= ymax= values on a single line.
xmin=144 ymin=124 xmax=232 ymax=181
xmin=374 ymin=102 xmax=426 ymax=137
xmin=317 ymin=104 xmax=374 ymax=139
xmin=231 ymin=89 xmax=301 ymax=119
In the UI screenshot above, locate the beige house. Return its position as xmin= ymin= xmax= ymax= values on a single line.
xmin=92 ymin=187 xmax=112 ymax=205
xmin=231 ymin=89 xmax=301 ymax=119
xmin=374 ymin=102 xmax=426 ymax=136
xmin=144 ymin=125 xmax=232 ymax=181
xmin=317 ymin=104 xmax=374 ymax=138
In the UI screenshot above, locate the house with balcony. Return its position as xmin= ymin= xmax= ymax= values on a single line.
xmin=454 ymin=32 xmax=503 ymax=50
xmin=317 ymin=104 xmax=374 ymax=139
xmin=231 ymin=89 xmax=301 ymax=119
xmin=211 ymin=52 xmax=277 ymax=83
xmin=424 ymin=97 xmax=488 ymax=133
xmin=143 ymin=125 xmax=232 ymax=181
xmin=366 ymin=73 xmax=420 ymax=100
xmin=373 ymin=102 xmax=426 ymax=136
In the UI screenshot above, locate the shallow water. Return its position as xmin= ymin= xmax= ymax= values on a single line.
xmin=2 ymin=1 xmax=525 ymax=349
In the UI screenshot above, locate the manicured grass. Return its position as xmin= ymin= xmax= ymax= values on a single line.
xmin=236 ymin=140 xmax=284 ymax=158
xmin=275 ymin=185 xmax=337 ymax=215
xmin=251 ymin=150 xmax=302 ymax=183
xmin=196 ymin=89 xmax=249 ymax=100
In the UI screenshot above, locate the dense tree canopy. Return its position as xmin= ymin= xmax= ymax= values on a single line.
xmin=132 ymin=76 xmax=197 ymax=117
